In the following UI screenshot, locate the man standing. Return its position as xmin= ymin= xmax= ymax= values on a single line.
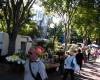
xmin=76 ymin=49 xmax=84 ymax=70
xmin=63 ymin=50 xmax=78 ymax=80
xmin=24 ymin=45 xmax=48 ymax=80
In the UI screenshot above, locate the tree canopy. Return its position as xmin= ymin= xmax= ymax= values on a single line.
xmin=42 ymin=0 xmax=100 ymax=44
xmin=0 ymin=0 xmax=36 ymax=55
xmin=73 ymin=0 xmax=100 ymax=41
xmin=41 ymin=0 xmax=80 ymax=51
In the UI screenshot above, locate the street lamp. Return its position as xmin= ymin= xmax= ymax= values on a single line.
xmin=52 ymin=16 xmax=60 ymax=34
xmin=63 ymin=13 xmax=68 ymax=51
xmin=52 ymin=16 xmax=60 ymax=26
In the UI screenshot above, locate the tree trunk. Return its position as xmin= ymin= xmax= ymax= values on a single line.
xmin=53 ymin=36 xmax=56 ymax=52
xmin=67 ymin=24 xmax=70 ymax=44
xmin=8 ymin=33 xmax=17 ymax=55
xmin=53 ymin=27 xmax=57 ymax=53
xmin=64 ymin=23 xmax=68 ymax=52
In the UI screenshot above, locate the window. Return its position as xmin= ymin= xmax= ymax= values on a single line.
xmin=21 ymin=42 xmax=26 ymax=53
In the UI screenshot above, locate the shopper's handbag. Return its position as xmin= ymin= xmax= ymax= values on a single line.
xmin=74 ymin=64 xmax=80 ymax=72
xmin=29 ymin=61 xmax=42 ymax=80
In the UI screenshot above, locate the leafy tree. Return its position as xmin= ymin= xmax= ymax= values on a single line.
xmin=73 ymin=0 xmax=100 ymax=43
xmin=0 ymin=0 xmax=36 ymax=55
xmin=0 ymin=8 xmax=6 ymax=31
xmin=48 ymin=23 xmax=64 ymax=51
xmin=41 ymin=0 xmax=80 ymax=51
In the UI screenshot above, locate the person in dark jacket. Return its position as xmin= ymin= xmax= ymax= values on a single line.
xmin=59 ymin=51 xmax=65 ymax=77
xmin=76 ymin=49 xmax=84 ymax=70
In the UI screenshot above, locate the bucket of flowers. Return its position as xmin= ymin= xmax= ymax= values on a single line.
xmin=6 ymin=52 xmax=26 ymax=64
xmin=6 ymin=52 xmax=26 ymax=73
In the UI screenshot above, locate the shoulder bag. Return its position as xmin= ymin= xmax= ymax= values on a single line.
xmin=29 ymin=60 xmax=42 ymax=80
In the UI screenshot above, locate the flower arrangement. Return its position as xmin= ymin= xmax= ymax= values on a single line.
xmin=6 ymin=53 xmax=26 ymax=64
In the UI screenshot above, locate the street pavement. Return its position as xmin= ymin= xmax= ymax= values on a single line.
xmin=75 ymin=58 xmax=100 ymax=80
xmin=0 ymin=59 xmax=100 ymax=80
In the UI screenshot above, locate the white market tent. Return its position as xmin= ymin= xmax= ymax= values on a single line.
xmin=88 ymin=44 xmax=100 ymax=48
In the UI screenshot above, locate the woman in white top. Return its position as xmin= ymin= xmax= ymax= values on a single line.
xmin=24 ymin=46 xmax=48 ymax=80
xmin=63 ymin=50 xmax=77 ymax=80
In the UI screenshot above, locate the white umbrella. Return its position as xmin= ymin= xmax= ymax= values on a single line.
xmin=35 ymin=38 xmax=49 ymax=42
xmin=88 ymin=44 xmax=99 ymax=48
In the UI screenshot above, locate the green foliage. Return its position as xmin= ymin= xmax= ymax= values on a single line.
xmin=0 ymin=10 xmax=6 ymax=32
xmin=46 ymin=38 xmax=54 ymax=49
xmin=41 ymin=0 xmax=80 ymax=51
xmin=16 ymin=52 xmax=26 ymax=60
xmin=19 ymin=20 xmax=37 ymax=36
xmin=0 ymin=0 xmax=36 ymax=54
xmin=42 ymin=0 xmax=100 ymax=42
xmin=14 ymin=7 xmax=37 ymax=36
xmin=42 ymin=0 xmax=79 ymax=14
xmin=72 ymin=0 xmax=100 ymax=40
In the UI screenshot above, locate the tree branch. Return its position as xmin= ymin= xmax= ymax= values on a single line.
xmin=18 ymin=0 xmax=36 ymax=26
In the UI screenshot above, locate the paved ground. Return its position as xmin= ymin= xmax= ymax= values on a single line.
xmin=0 ymin=59 xmax=100 ymax=80
xmin=75 ymin=58 xmax=100 ymax=80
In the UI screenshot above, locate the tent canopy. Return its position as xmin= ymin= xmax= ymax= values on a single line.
xmin=88 ymin=44 xmax=100 ymax=48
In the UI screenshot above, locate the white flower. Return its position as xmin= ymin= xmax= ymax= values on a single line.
xmin=6 ymin=55 xmax=25 ymax=64
xmin=22 ymin=60 xmax=25 ymax=64
xmin=17 ymin=61 xmax=21 ymax=64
